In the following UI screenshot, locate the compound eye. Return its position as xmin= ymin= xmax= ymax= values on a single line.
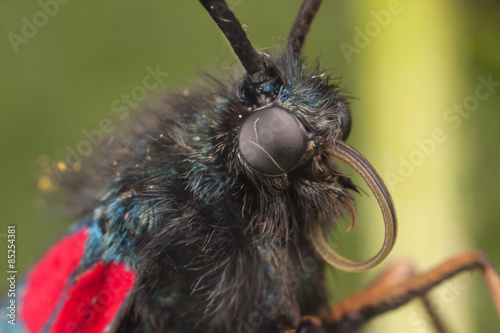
xmin=238 ymin=106 xmax=308 ymax=176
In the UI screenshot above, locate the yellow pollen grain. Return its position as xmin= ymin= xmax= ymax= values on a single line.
xmin=38 ymin=176 xmax=55 ymax=192
xmin=147 ymin=156 xmax=151 ymax=161
xmin=159 ymin=134 xmax=164 ymax=138
xmin=116 ymin=172 xmax=121 ymax=177
xmin=238 ymin=114 xmax=242 ymax=118
xmin=57 ymin=161 xmax=67 ymax=172
xmin=112 ymin=160 xmax=118 ymax=166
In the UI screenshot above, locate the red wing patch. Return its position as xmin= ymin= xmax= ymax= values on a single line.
xmin=21 ymin=228 xmax=89 ymax=332
xmin=20 ymin=228 xmax=136 ymax=333
xmin=51 ymin=262 xmax=136 ymax=333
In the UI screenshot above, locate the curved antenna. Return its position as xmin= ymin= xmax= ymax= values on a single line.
xmin=199 ymin=0 xmax=265 ymax=79
xmin=287 ymin=0 xmax=323 ymax=56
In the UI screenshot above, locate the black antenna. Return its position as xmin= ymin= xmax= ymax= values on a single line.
xmin=199 ymin=0 xmax=265 ymax=79
xmin=287 ymin=0 xmax=323 ymax=56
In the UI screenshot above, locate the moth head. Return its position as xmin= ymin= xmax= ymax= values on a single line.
xmin=201 ymin=0 xmax=397 ymax=273
xmin=232 ymin=48 xmax=354 ymax=176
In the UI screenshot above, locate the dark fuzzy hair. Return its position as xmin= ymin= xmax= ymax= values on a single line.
xmin=56 ymin=48 xmax=356 ymax=332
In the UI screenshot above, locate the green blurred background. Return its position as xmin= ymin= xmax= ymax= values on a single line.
xmin=1 ymin=1 xmax=500 ymax=332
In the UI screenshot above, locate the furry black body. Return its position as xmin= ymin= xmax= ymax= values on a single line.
xmin=66 ymin=51 xmax=355 ymax=332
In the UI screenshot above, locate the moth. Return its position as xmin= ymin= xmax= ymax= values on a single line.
xmin=5 ymin=0 xmax=500 ymax=332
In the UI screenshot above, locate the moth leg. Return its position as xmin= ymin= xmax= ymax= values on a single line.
xmin=323 ymin=250 xmax=500 ymax=332
xmin=288 ymin=250 xmax=500 ymax=333
xmin=359 ymin=260 xmax=448 ymax=333
xmin=288 ymin=262 xmax=447 ymax=333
